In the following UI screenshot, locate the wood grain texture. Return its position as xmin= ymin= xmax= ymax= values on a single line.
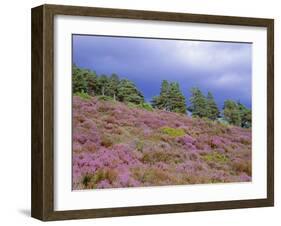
xmin=31 ymin=4 xmax=274 ymax=221
xmin=267 ymin=19 xmax=274 ymax=206
xmin=31 ymin=5 xmax=44 ymax=220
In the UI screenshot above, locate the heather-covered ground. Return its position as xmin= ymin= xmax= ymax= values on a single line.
xmin=72 ymin=96 xmax=252 ymax=190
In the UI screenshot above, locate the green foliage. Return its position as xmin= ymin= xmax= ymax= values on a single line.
xmin=72 ymin=64 xmax=98 ymax=95
xmin=238 ymin=102 xmax=252 ymax=128
xmin=127 ymin=102 xmax=153 ymax=112
xmin=85 ymin=71 xmax=98 ymax=96
xmin=74 ymin=91 xmax=91 ymax=100
xmin=96 ymin=75 xmax=109 ymax=96
xmin=98 ymin=95 xmax=113 ymax=101
xmin=82 ymin=174 xmax=91 ymax=187
xmin=206 ymin=91 xmax=220 ymax=120
xmin=72 ymin=65 xmax=145 ymax=105
xmin=72 ymin=65 xmax=251 ymax=128
xmin=127 ymin=102 xmax=138 ymax=109
xmin=72 ymin=65 xmax=89 ymax=93
xmin=117 ymin=79 xmax=144 ymax=104
xmin=202 ymin=151 xmax=229 ymax=164
xmin=107 ymin=74 xmax=120 ymax=101
xmin=217 ymin=117 xmax=230 ymax=126
xmin=152 ymin=80 xmax=186 ymax=113
xmin=139 ymin=102 xmax=154 ymax=111
xmin=82 ymin=169 xmax=117 ymax=188
xmin=160 ymin=127 xmax=185 ymax=137
xmin=189 ymin=88 xmax=220 ymax=120
xmin=151 ymin=96 xmax=161 ymax=109
xmin=222 ymin=100 xmax=251 ymax=128
xmin=189 ymin=87 xmax=208 ymax=118
xmin=135 ymin=140 xmax=144 ymax=152
xmin=151 ymin=80 xmax=170 ymax=110
xmin=223 ymin=100 xmax=242 ymax=126
xmin=168 ymin=82 xmax=187 ymax=113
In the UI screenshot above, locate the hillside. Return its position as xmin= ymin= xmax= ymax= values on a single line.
xmin=72 ymin=95 xmax=251 ymax=190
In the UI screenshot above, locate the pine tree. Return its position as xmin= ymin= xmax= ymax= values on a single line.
xmin=151 ymin=80 xmax=170 ymax=110
xmin=151 ymin=80 xmax=186 ymax=113
xmin=206 ymin=91 xmax=220 ymax=120
xmin=72 ymin=65 xmax=89 ymax=93
xmin=117 ymin=79 xmax=144 ymax=104
xmin=237 ymin=102 xmax=252 ymax=128
xmin=223 ymin=100 xmax=241 ymax=126
xmin=159 ymin=80 xmax=170 ymax=110
xmin=84 ymin=71 xmax=97 ymax=96
xmin=97 ymin=75 xmax=109 ymax=96
xmin=151 ymin=96 xmax=161 ymax=109
xmin=189 ymin=87 xmax=207 ymax=118
xmin=107 ymin=73 xmax=120 ymax=101
xmin=168 ymin=82 xmax=187 ymax=113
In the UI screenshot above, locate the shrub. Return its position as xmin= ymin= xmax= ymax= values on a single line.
xmin=176 ymin=135 xmax=196 ymax=145
xmin=81 ymin=168 xmax=119 ymax=189
xmin=232 ymin=159 xmax=251 ymax=175
xmin=73 ymin=94 xmax=252 ymax=189
xmin=82 ymin=174 xmax=91 ymax=187
xmin=101 ymin=135 xmax=114 ymax=147
xmin=160 ymin=127 xmax=185 ymax=137
xmin=93 ymin=169 xmax=117 ymax=184
xmin=127 ymin=102 xmax=138 ymax=109
xmin=142 ymin=168 xmax=170 ymax=184
xmin=98 ymin=95 xmax=113 ymax=101
xmin=74 ymin=91 xmax=91 ymax=100
xmin=240 ymin=137 xmax=251 ymax=145
xmin=142 ymin=150 xmax=183 ymax=164
xmin=139 ymin=102 xmax=154 ymax=111
xmin=135 ymin=139 xmax=144 ymax=152
xmin=126 ymin=102 xmax=153 ymax=111
xmin=202 ymin=151 xmax=229 ymax=164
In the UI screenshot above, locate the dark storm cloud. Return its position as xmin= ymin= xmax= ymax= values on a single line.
xmin=73 ymin=35 xmax=252 ymax=108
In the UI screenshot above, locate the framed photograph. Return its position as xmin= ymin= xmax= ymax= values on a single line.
xmin=31 ymin=4 xmax=274 ymax=221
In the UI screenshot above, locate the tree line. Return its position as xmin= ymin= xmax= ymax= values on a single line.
xmin=151 ymin=81 xmax=251 ymax=128
xmin=73 ymin=65 xmax=251 ymax=128
xmin=73 ymin=65 xmax=144 ymax=104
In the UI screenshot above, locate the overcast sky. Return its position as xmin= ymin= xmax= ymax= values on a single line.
xmin=72 ymin=35 xmax=252 ymax=109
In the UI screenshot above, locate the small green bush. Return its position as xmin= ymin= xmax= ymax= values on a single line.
xmin=74 ymin=91 xmax=91 ymax=100
xmin=127 ymin=102 xmax=138 ymax=109
xmin=139 ymin=102 xmax=154 ymax=111
xmin=92 ymin=169 xmax=117 ymax=184
xmin=82 ymin=174 xmax=91 ymax=187
xmin=126 ymin=102 xmax=153 ymax=111
xmin=202 ymin=151 xmax=229 ymax=164
xmin=98 ymin=95 xmax=113 ymax=101
xmin=217 ymin=118 xmax=230 ymax=126
xmin=160 ymin=127 xmax=185 ymax=137
xmin=135 ymin=139 xmax=144 ymax=152
xmin=82 ymin=169 xmax=117 ymax=189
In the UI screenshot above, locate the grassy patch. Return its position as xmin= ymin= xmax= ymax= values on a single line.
xmin=142 ymin=151 xmax=183 ymax=164
xmin=74 ymin=91 xmax=91 ymax=100
xmin=82 ymin=169 xmax=117 ymax=189
xmin=98 ymin=95 xmax=114 ymax=101
xmin=202 ymin=151 xmax=229 ymax=164
xmin=132 ymin=167 xmax=171 ymax=184
xmin=127 ymin=102 xmax=154 ymax=112
xmin=232 ymin=159 xmax=251 ymax=175
xmin=139 ymin=102 xmax=154 ymax=111
xmin=160 ymin=127 xmax=185 ymax=137
xmin=135 ymin=139 xmax=144 ymax=152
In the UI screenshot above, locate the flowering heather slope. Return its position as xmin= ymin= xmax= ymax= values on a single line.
xmin=73 ymin=96 xmax=252 ymax=190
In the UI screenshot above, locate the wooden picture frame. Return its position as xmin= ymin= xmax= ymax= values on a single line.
xmin=31 ymin=4 xmax=274 ymax=221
